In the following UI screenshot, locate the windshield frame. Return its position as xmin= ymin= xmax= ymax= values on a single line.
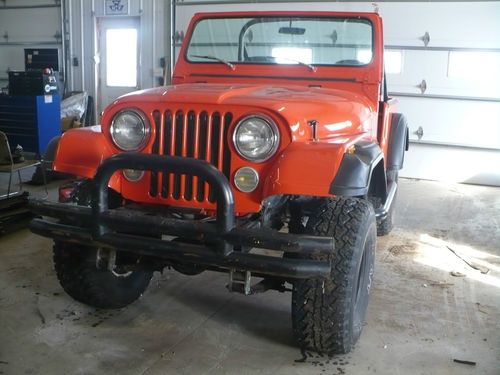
xmin=184 ymin=15 xmax=375 ymax=68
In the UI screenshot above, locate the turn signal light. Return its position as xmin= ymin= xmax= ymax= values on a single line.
xmin=234 ymin=167 xmax=259 ymax=193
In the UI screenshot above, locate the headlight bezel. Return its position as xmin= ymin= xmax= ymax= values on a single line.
xmin=232 ymin=114 xmax=280 ymax=163
xmin=110 ymin=109 xmax=150 ymax=152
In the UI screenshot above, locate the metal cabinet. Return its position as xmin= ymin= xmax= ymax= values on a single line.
xmin=0 ymin=95 xmax=61 ymax=155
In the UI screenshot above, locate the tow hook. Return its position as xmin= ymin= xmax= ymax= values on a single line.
xmin=228 ymin=270 xmax=252 ymax=295
xmin=228 ymin=270 xmax=291 ymax=295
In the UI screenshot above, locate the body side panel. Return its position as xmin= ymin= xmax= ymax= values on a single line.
xmin=377 ymin=98 xmax=398 ymax=166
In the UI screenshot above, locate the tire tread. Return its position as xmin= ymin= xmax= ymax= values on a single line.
xmin=292 ymin=197 xmax=375 ymax=354
xmin=53 ymin=242 xmax=153 ymax=309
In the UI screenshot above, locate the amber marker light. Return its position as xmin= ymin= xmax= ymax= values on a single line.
xmin=234 ymin=167 xmax=259 ymax=193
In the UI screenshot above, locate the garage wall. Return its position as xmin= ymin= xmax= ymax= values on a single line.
xmin=174 ymin=1 xmax=500 ymax=186
xmin=0 ymin=0 xmax=62 ymax=88
xmin=64 ymin=0 xmax=168 ymax=111
xmin=0 ymin=0 xmax=169 ymax=106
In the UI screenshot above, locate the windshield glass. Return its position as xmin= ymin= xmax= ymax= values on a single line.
xmin=187 ymin=16 xmax=373 ymax=67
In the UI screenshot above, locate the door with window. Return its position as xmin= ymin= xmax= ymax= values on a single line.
xmin=97 ymin=17 xmax=140 ymax=114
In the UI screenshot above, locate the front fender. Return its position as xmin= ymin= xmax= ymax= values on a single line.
xmin=263 ymin=141 xmax=347 ymax=197
xmin=53 ymin=126 xmax=121 ymax=191
xmin=263 ymin=139 xmax=383 ymax=198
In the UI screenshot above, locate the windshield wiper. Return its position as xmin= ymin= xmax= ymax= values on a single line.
xmin=189 ymin=55 xmax=235 ymax=70
xmin=247 ymin=55 xmax=317 ymax=72
xmin=276 ymin=57 xmax=317 ymax=72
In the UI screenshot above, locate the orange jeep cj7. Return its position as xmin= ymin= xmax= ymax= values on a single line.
xmin=30 ymin=11 xmax=409 ymax=355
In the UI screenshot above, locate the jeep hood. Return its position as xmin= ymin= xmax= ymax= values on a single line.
xmin=114 ymin=83 xmax=376 ymax=139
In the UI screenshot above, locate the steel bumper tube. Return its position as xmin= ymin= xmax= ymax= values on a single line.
xmin=29 ymin=154 xmax=334 ymax=279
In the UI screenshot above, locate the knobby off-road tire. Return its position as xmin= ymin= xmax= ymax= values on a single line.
xmin=53 ymin=242 xmax=153 ymax=309
xmin=53 ymin=181 xmax=153 ymax=309
xmin=291 ymin=197 xmax=376 ymax=355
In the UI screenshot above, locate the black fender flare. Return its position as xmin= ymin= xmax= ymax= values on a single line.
xmin=43 ymin=135 xmax=61 ymax=169
xmin=387 ymin=113 xmax=409 ymax=171
xmin=329 ymin=142 xmax=383 ymax=197
xmin=30 ymin=135 xmax=61 ymax=184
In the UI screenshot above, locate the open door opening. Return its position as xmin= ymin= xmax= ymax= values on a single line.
xmin=97 ymin=17 xmax=140 ymax=115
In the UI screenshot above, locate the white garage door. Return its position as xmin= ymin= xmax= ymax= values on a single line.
xmin=174 ymin=1 xmax=500 ymax=186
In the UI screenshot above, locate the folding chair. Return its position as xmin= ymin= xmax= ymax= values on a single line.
xmin=0 ymin=131 xmax=47 ymax=198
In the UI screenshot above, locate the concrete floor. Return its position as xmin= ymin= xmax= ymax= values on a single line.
xmin=0 ymin=174 xmax=499 ymax=375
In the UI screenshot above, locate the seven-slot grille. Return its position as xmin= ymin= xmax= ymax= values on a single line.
xmin=149 ymin=109 xmax=233 ymax=203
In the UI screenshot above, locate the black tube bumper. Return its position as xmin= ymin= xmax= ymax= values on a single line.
xmin=29 ymin=154 xmax=334 ymax=279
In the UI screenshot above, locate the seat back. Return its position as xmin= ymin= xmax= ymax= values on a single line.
xmin=0 ymin=131 xmax=13 ymax=166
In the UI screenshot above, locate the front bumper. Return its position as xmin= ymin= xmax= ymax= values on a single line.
xmin=30 ymin=154 xmax=334 ymax=279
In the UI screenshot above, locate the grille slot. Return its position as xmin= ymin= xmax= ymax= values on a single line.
xmin=149 ymin=109 xmax=232 ymax=203
xmin=161 ymin=111 xmax=172 ymax=198
xmin=150 ymin=110 xmax=161 ymax=197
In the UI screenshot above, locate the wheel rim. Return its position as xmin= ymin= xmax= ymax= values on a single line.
xmin=96 ymin=248 xmax=135 ymax=278
xmin=111 ymin=268 xmax=133 ymax=278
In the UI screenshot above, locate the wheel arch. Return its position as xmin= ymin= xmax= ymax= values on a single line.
xmin=329 ymin=142 xmax=386 ymax=200
xmin=387 ymin=113 xmax=409 ymax=171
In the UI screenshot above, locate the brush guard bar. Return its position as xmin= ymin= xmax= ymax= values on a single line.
xmin=29 ymin=154 xmax=334 ymax=279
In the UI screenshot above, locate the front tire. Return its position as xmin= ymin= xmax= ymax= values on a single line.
xmin=53 ymin=242 xmax=153 ymax=309
xmin=291 ymin=197 xmax=376 ymax=355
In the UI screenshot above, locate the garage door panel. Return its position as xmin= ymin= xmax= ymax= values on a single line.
xmin=387 ymin=50 xmax=448 ymax=94
xmin=0 ymin=7 xmax=57 ymax=44
xmin=387 ymin=50 xmax=500 ymax=99
xmin=401 ymin=144 xmax=500 ymax=187
xmin=397 ymin=97 xmax=500 ymax=149
xmin=381 ymin=3 xmax=500 ymax=49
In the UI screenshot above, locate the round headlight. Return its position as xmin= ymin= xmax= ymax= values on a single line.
xmin=233 ymin=115 xmax=279 ymax=162
xmin=110 ymin=110 xmax=150 ymax=151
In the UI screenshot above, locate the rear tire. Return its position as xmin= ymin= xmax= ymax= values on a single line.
xmin=371 ymin=170 xmax=398 ymax=236
xmin=53 ymin=242 xmax=153 ymax=309
xmin=291 ymin=197 xmax=376 ymax=355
